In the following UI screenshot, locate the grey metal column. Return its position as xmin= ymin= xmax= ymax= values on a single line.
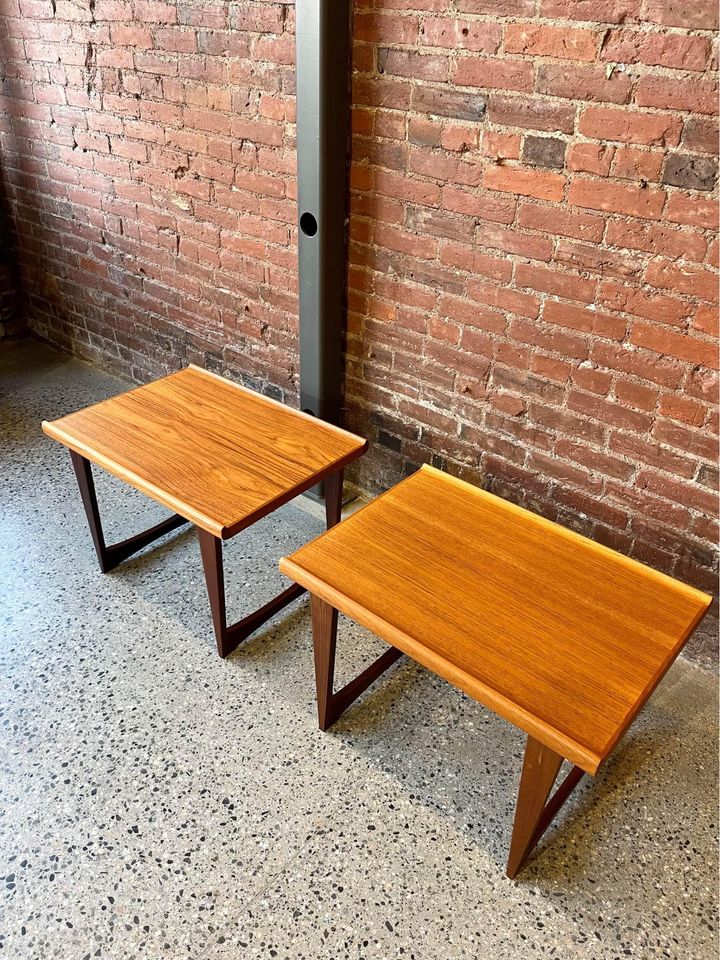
xmin=295 ymin=0 xmax=352 ymax=428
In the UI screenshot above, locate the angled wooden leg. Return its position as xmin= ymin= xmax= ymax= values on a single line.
xmin=198 ymin=528 xmax=228 ymax=657
xmin=198 ymin=528 xmax=305 ymax=658
xmin=310 ymin=593 xmax=403 ymax=731
xmin=70 ymin=449 xmax=109 ymax=571
xmin=506 ymin=735 xmax=585 ymax=878
xmin=70 ymin=450 xmax=189 ymax=573
xmin=324 ymin=468 xmax=343 ymax=529
xmin=311 ymin=594 xmax=339 ymax=730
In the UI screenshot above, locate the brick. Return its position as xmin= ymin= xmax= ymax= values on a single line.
xmin=537 ymin=64 xmax=632 ymax=105
xmin=631 ymin=321 xmax=718 ymax=367
xmin=569 ymin=179 xmax=665 ymax=220
xmin=567 ymin=142 xmax=614 ymax=175
xmin=442 ymin=186 xmax=515 ymax=222
xmin=653 ymin=420 xmax=718 ymax=462
xmin=510 ymin=318 xmax=590 ymax=361
xmin=483 ymin=164 xmax=565 ymax=202
xmin=614 ymin=380 xmax=658 ymax=412
xmin=475 ymin=223 xmax=553 ymax=261
xmin=134 ymin=0 xmax=176 ymax=23
xmin=597 ymin=281 xmax=693 ymax=329
xmin=693 ymin=303 xmax=719 ymax=337
xmin=612 ymin=146 xmax=663 ymax=183
xmin=516 ymin=263 xmax=597 ymax=304
xmin=539 ymin=0 xmax=642 ymax=23
xmin=600 ymin=29 xmax=711 ymax=71
xmin=544 ymin=300 xmax=626 ymax=340
xmin=518 ymin=204 xmax=605 ymax=243
xmin=635 ymin=76 xmax=718 ymax=116
xmin=411 ymin=85 xmax=486 ymax=122
xmin=454 ymin=58 xmax=534 ymax=93
xmin=480 ymin=131 xmax=521 ymax=160
xmin=504 ymin=22 xmax=598 ymax=61
xmin=643 ymin=0 xmax=718 ymax=29
xmin=521 ymin=136 xmax=566 ymax=170
xmin=378 ymin=48 xmax=449 ymax=83
xmin=682 ymin=117 xmax=719 ymax=156
xmin=658 ymin=395 xmax=707 ymax=427
xmin=488 ymin=95 xmax=575 ymax=133
xmin=354 ymin=13 xmax=419 ymax=45
xmin=637 ymin=471 xmax=718 ymax=516
xmin=556 ymin=239 xmax=642 ymax=281
xmin=109 ymin=24 xmax=153 ymax=48
xmin=422 ymin=18 xmax=501 ymax=54
xmin=579 ymin=106 xmax=682 ymax=146
xmin=605 ymin=220 xmax=707 ymax=262
xmin=646 ymin=259 xmax=718 ymax=302
xmin=467 ymin=279 xmax=540 ymax=318
xmin=609 ymin=433 xmax=695 ymax=479
xmin=457 ymin=0 xmax=535 ymax=13
xmin=662 ymin=154 xmax=718 ymax=192
xmin=528 ymin=402 xmax=606 ymax=445
xmin=569 ymin=390 xmax=653 ymax=432
xmin=665 ymin=193 xmax=719 ymax=230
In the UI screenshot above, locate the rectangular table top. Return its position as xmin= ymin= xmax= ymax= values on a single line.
xmin=42 ymin=365 xmax=367 ymax=539
xmin=280 ymin=465 xmax=711 ymax=774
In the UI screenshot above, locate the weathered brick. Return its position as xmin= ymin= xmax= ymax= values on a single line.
xmin=537 ymin=63 xmax=632 ymax=104
xmin=540 ymin=0 xmax=642 ymax=24
xmin=682 ymin=117 xmax=719 ymax=156
xmin=643 ymin=0 xmax=718 ymax=29
xmin=567 ymin=141 xmax=614 ymax=175
xmin=488 ymin=95 xmax=576 ymax=133
xmin=635 ymin=76 xmax=718 ymax=116
xmin=612 ymin=145 xmax=664 ymax=182
xmin=579 ymin=106 xmax=682 ymax=146
xmin=631 ymin=321 xmax=718 ymax=367
xmin=411 ymin=85 xmax=486 ymax=122
xmin=422 ymin=18 xmax=501 ymax=54
xmin=601 ymin=29 xmax=710 ymax=71
xmin=504 ymin=22 xmax=598 ymax=61
xmin=483 ymin=164 xmax=565 ymax=202
xmin=568 ymin=179 xmax=666 ymax=219
xmin=521 ymin=135 xmax=566 ymax=169
xmin=454 ymin=58 xmax=534 ymax=93
xmin=662 ymin=154 xmax=718 ymax=192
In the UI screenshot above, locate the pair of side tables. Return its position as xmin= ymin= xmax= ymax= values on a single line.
xmin=42 ymin=365 xmax=712 ymax=879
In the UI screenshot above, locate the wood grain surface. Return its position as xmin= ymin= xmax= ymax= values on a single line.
xmin=280 ymin=465 xmax=712 ymax=773
xmin=43 ymin=365 xmax=367 ymax=539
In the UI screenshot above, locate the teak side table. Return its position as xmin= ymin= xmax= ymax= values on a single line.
xmin=42 ymin=365 xmax=367 ymax=658
xmin=280 ymin=465 xmax=712 ymax=877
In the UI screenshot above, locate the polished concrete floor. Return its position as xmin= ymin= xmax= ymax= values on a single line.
xmin=0 ymin=339 xmax=718 ymax=960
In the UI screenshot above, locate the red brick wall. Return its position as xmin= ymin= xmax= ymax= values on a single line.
xmin=0 ymin=0 xmax=718 ymax=657
xmin=0 ymin=0 xmax=299 ymax=386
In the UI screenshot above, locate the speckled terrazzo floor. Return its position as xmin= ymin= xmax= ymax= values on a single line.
xmin=0 ymin=339 xmax=718 ymax=960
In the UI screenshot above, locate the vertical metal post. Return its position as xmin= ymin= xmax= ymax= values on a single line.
xmin=295 ymin=0 xmax=352 ymax=429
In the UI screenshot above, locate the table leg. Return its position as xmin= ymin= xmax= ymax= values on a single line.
xmin=196 ymin=466 xmax=346 ymax=658
xmin=310 ymin=594 xmax=403 ymax=730
xmin=69 ymin=450 xmax=189 ymax=574
xmin=197 ymin=528 xmax=305 ymax=658
xmin=324 ymin=467 xmax=343 ymax=529
xmin=506 ymin=735 xmax=585 ymax=878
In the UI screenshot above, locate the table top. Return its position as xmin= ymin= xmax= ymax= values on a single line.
xmin=280 ymin=465 xmax=711 ymax=774
xmin=42 ymin=365 xmax=367 ymax=539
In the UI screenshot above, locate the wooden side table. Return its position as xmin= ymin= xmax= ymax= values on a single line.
xmin=42 ymin=365 xmax=367 ymax=658
xmin=280 ymin=465 xmax=712 ymax=877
